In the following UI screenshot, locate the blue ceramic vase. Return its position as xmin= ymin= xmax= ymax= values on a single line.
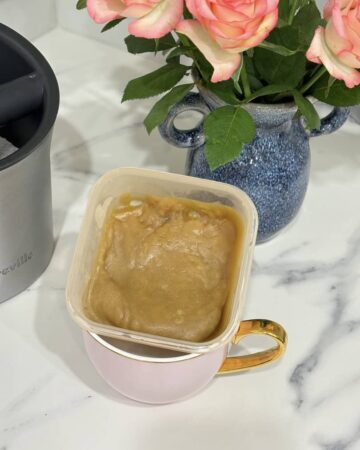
xmin=159 ymin=86 xmax=350 ymax=243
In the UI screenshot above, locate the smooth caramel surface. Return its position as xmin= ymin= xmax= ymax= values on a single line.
xmin=85 ymin=195 xmax=243 ymax=342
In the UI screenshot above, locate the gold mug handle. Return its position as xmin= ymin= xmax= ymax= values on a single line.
xmin=218 ymin=319 xmax=287 ymax=374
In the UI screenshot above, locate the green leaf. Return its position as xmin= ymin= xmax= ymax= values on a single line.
xmin=176 ymin=32 xmax=214 ymax=81
xmin=204 ymin=106 xmax=256 ymax=170
xmin=166 ymin=47 xmax=185 ymax=59
xmin=183 ymin=3 xmax=193 ymax=19
xmin=231 ymin=60 xmax=243 ymax=95
xmin=76 ymin=0 xmax=86 ymax=9
xmin=244 ymin=55 xmax=264 ymax=91
xmin=312 ymin=75 xmax=360 ymax=106
xmin=204 ymin=80 xmax=240 ymax=105
xmin=278 ymin=0 xmax=290 ymax=26
xmin=248 ymin=75 xmax=264 ymax=91
xmin=254 ymin=27 xmax=307 ymax=87
xmin=288 ymin=0 xmax=311 ymax=23
xmin=242 ymin=84 xmax=293 ymax=103
xmin=192 ymin=49 xmax=214 ymax=81
xmin=293 ymin=89 xmax=320 ymax=129
xmin=254 ymin=47 xmax=306 ymax=88
xmin=125 ymin=33 xmax=176 ymax=54
xmin=293 ymin=3 xmax=321 ymax=47
xmin=166 ymin=46 xmax=190 ymax=63
xmin=325 ymin=76 xmax=336 ymax=97
xmin=101 ymin=19 xmax=124 ymax=33
xmin=246 ymin=48 xmax=254 ymax=58
xmin=266 ymin=26 xmax=302 ymax=52
xmin=122 ymin=63 xmax=190 ymax=102
xmin=293 ymin=2 xmax=321 ymax=28
xmin=177 ymin=33 xmax=191 ymax=48
xmin=299 ymin=0 xmax=312 ymax=10
xmin=144 ymin=84 xmax=194 ymax=134
xmin=258 ymin=41 xmax=297 ymax=56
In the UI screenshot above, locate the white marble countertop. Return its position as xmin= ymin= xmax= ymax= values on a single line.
xmin=1 ymin=28 xmax=360 ymax=450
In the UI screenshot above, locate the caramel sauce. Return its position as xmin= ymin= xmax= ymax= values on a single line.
xmin=84 ymin=195 xmax=243 ymax=342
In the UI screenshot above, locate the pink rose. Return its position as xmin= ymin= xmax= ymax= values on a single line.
xmin=87 ymin=0 xmax=183 ymax=39
xmin=306 ymin=0 xmax=360 ymax=88
xmin=177 ymin=0 xmax=279 ymax=83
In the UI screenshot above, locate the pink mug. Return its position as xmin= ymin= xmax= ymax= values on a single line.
xmin=84 ymin=319 xmax=287 ymax=404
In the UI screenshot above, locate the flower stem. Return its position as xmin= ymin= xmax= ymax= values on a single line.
xmin=300 ymin=66 xmax=327 ymax=95
xmin=240 ymin=64 xmax=251 ymax=98
xmin=288 ymin=0 xmax=299 ymax=24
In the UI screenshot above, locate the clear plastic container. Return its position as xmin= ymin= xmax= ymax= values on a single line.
xmin=66 ymin=168 xmax=258 ymax=354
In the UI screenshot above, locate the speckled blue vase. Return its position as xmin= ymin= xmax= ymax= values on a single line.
xmin=159 ymin=86 xmax=350 ymax=243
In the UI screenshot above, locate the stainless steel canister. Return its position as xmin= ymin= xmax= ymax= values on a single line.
xmin=0 ymin=24 xmax=59 ymax=302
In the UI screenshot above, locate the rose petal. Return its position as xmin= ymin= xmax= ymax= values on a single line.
xmin=184 ymin=0 xmax=199 ymax=18
xmin=324 ymin=0 xmax=352 ymax=19
xmin=264 ymin=0 xmax=280 ymax=14
xmin=121 ymin=4 xmax=152 ymax=18
xmin=325 ymin=19 xmax=352 ymax=54
xmin=218 ymin=9 xmax=278 ymax=52
xmin=331 ymin=1 xmax=348 ymax=39
xmin=193 ymin=0 xmax=217 ymax=20
xmin=176 ymin=20 xmax=242 ymax=82
xmin=209 ymin=17 xmax=263 ymax=41
xmin=306 ymin=27 xmax=360 ymax=88
xmin=87 ymin=0 xmax=126 ymax=23
xmin=129 ymin=0 xmax=183 ymax=38
xmin=337 ymin=49 xmax=360 ymax=67
xmin=324 ymin=0 xmax=337 ymax=19
xmin=347 ymin=13 xmax=360 ymax=56
xmin=212 ymin=4 xmax=251 ymax=22
xmin=184 ymin=0 xmax=278 ymax=57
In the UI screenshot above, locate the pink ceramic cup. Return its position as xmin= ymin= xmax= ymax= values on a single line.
xmin=84 ymin=319 xmax=287 ymax=404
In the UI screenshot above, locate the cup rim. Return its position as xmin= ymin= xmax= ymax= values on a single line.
xmin=88 ymin=332 xmax=203 ymax=364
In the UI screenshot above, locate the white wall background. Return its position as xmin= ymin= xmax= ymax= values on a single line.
xmin=0 ymin=0 xmax=57 ymax=40
xmin=0 ymin=0 xmax=126 ymax=45
xmin=56 ymin=0 xmax=128 ymax=48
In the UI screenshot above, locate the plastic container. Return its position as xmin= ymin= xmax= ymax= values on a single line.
xmin=66 ymin=167 xmax=258 ymax=354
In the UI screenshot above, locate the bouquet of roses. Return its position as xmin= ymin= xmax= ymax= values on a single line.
xmin=76 ymin=0 xmax=360 ymax=169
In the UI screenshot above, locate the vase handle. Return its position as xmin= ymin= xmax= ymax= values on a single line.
xmin=158 ymin=92 xmax=210 ymax=150
xmin=309 ymin=106 xmax=350 ymax=137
